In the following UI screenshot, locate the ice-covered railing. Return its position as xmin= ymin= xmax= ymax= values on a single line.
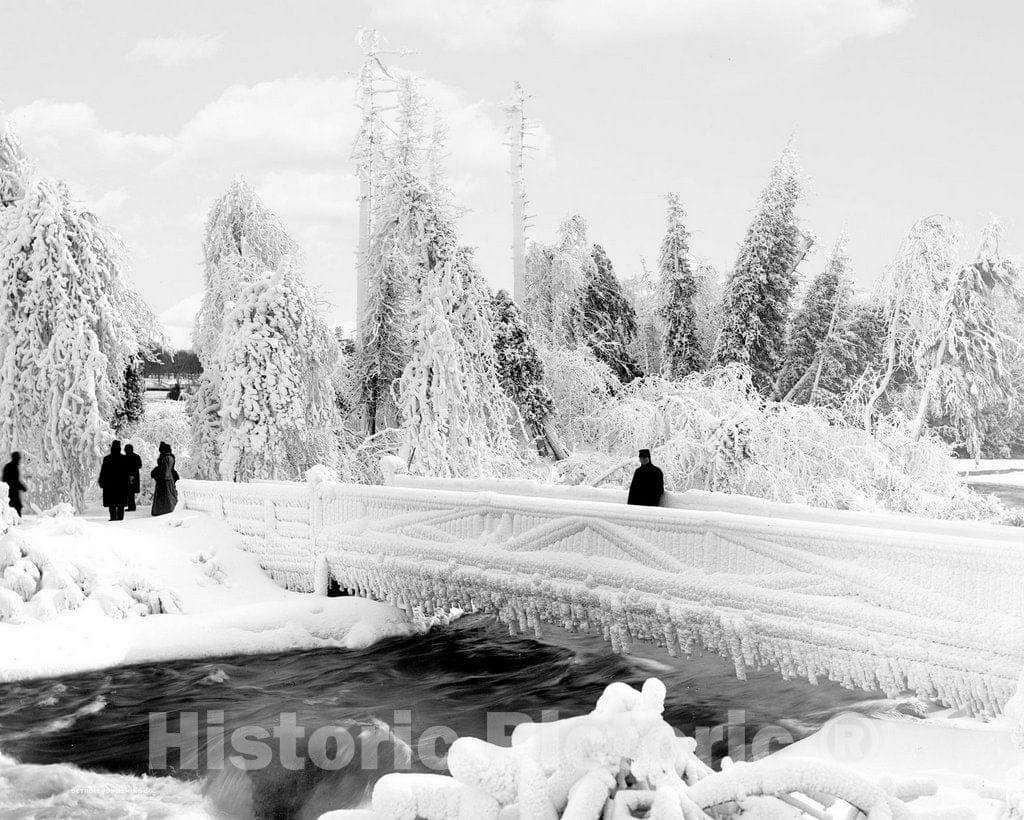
xmin=393 ymin=474 xmax=1021 ymax=544
xmin=179 ymin=476 xmax=1024 ymax=711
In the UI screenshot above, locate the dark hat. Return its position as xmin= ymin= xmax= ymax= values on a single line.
xmin=639 ymin=449 xmax=651 ymax=459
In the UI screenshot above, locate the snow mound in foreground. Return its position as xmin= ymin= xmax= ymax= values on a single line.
xmin=0 ymin=512 xmax=417 ymax=681
xmin=321 ymin=677 xmax=1014 ymax=820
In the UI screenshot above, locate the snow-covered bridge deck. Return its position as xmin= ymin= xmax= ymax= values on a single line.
xmin=178 ymin=476 xmax=1024 ymax=713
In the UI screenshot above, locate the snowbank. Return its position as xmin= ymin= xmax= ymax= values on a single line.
xmin=0 ymin=511 xmax=418 ymax=682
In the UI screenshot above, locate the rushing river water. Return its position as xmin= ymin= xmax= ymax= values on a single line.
xmin=0 ymin=616 xmax=891 ymax=819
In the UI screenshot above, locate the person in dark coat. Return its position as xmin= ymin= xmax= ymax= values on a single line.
xmin=98 ymin=441 xmax=131 ymax=521
xmin=151 ymin=442 xmax=178 ymax=517
xmin=627 ymin=448 xmax=664 ymax=507
xmin=124 ymin=444 xmax=142 ymax=512
xmin=2 ymin=452 xmax=27 ymax=517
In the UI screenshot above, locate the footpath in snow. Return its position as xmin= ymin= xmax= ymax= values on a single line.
xmin=0 ymin=510 xmax=418 ymax=682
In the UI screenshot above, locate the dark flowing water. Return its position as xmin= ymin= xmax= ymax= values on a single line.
xmin=0 ymin=617 xmax=887 ymax=819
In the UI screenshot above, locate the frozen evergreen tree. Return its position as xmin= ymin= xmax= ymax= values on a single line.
xmin=398 ymin=204 xmax=520 ymax=477
xmin=490 ymin=289 xmax=566 ymax=457
xmin=909 ymin=221 xmax=1023 ymax=456
xmin=113 ymin=362 xmax=146 ymax=432
xmin=583 ymin=244 xmax=641 ymax=382
xmin=776 ymin=234 xmax=855 ymax=403
xmin=190 ymin=179 xmax=298 ymax=478
xmin=0 ymin=126 xmax=29 ymax=209
xmin=658 ymin=194 xmax=703 ymax=380
xmin=713 ymin=143 xmax=806 ymax=393
xmin=218 ymin=263 xmax=340 ymax=482
xmin=0 ymin=178 xmax=154 ymax=508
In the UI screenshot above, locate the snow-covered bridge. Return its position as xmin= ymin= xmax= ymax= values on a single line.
xmin=179 ymin=475 xmax=1024 ymax=714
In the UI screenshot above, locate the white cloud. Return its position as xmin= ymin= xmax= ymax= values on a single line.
xmin=158 ymin=292 xmax=202 ymax=350
xmin=372 ymin=0 xmax=914 ymax=56
xmin=126 ymin=34 xmax=222 ymax=68
xmin=7 ymin=100 xmax=172 ymax=164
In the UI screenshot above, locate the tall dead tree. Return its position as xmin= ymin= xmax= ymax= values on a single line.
xmin=506 ymin=82 xmax=537 ymax=305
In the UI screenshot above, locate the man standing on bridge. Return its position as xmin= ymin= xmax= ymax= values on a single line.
xmin=627 ymin=449 xmax=664 ymax=507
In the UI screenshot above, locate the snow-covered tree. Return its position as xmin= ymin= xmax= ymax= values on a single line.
xmin=218 ymin=263 xmax=340 ymax=482
xmin=113 ymin=363 xmax=146 ymax=432
xmin=776 ymin=234 xmax=855 ymax=403
xmin=490 ymin=289 xmax=565 ymax=457
xmin=0 ymin=178 xmax=154 ymax=508
xmin=862 ymin=215 xmax=958 ymax=433
xmin=658 ymin=194 xmax=703 ymax=380
xmin=0 ymin=126 xmax=29 ymax=209
xmin=398 ymin=204 xmax=521 ymax=477
xmin=622 ymin=257 xmax=662 ymax=376
xmin=713 ymin=143 xmax=807 ymax=393
xmin=583 ymin=244 xmax=641 ymax=382
xmin=190 ymin=179 xmax=298 ymax=478
xmin=524 ymin=215 xmax=593 ymax=348
xmin=909 ymin=221 xmax=1023 ymax=456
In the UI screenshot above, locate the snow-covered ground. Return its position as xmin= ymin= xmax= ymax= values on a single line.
xmin=0 ymin=510 xmax=418 ymax=682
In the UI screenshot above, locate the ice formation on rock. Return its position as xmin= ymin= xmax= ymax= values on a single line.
xmin=321 ymin=677 xmax=980 ymax=819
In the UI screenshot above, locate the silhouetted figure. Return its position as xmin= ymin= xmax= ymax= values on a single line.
xmin=98 ymin=441 xmax=131 ymax=521
xmin=151 ymin=442 xmax=178 ymax=516
xmin=124 ymin=444 xmax=142 ymax=512
xmin=2 ymin=452 xmax=26 ymax=517
xmin=167 ymin=382 xmax=182 ymax=401
xmin=627 ymin=448 xmax=664 ymax=507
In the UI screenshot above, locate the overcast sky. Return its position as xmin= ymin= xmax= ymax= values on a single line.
xmin=1 ymin=0 xmax=1020 ymax=348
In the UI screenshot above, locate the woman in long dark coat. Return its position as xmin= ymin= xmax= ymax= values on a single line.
xmin=98 ymin=441 xmax=130 ymax=521
xmin=151 ymin=442 xmax=178 ymax=516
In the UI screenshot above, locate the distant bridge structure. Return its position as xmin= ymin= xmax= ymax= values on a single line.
xmin=179 ymin=475 xmax=1024 ymax=714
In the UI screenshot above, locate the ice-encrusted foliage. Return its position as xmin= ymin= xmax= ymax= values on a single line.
xmin=0 ymin=126 xmax=30 ymax=209
xmin=490 ymin=289 xmax=556 ymax=445
xmin=776 ymin=234 xmax=855 ymax=403
xmin=558 ymin=365 xmax=1002 ymax=520
xmin=714 ymin=144 xmax=804 ymax=393
xmin=582 ymin=244 xmax=641 ymax=382
xmin=909 ymin=221 xmax=1024 ymax=456
xmin=398 ymin=209 xmax=523 ymax=478
xmin=540 ymin=346 xmax=619 ymax=447
xmin=219 ymin=264 xmax=340 ymax=482
xmin=0 ymin=178 xmax=153 ymax=508
xmin=621 ymin=261 xmax=663 ymax=376
xmin=658 ymin=194 xmax=703 ymax=380
xmin=190 ymin=179 xmax=298 ymax=478
xmin=862 ymin=215 xmax=959 ymax=432
xmin=524 ymin=215 xmax=593 ymax=348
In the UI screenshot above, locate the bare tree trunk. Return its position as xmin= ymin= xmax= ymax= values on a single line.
xmin=540 ymin=417 xmax=569 ymax=461
xmin=807 ymin=353 xmax=827 ymax=405
xmin=781 ymin=357 xmax=817 ymax=403
xmin=508 ymin=82 xmax=528 ymax=305
xmin=911 ymin=338 xmax=948 ymax=441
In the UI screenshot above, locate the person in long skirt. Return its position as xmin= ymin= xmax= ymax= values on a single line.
xmin=151 ymin=442 xmax=178 ymax=516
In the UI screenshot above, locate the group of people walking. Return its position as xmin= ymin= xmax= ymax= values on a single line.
xmin=99 ymin=441 xmax=179 ymax=520
xmin=1 ymin=442 xmax=178 ymax=521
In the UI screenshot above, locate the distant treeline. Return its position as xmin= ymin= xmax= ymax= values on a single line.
xmin=143 ymin=349 xmax=202 ymax=380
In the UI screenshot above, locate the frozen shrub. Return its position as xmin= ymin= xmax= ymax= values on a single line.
xmin=558 ymin=365 xmax=1005 ymax=521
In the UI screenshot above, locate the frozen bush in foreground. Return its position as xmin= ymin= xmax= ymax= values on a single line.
xmin=558 ymin=365 xmax=1003 ymax=521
